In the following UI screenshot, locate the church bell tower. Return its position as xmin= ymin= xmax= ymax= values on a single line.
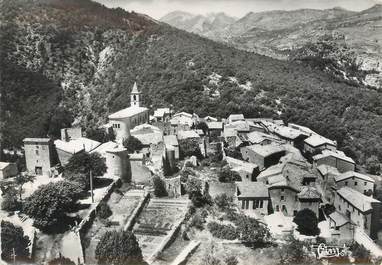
xmin=130 ymin=82 xmax=141 ymax=107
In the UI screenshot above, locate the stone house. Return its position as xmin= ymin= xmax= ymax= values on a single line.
xmin=105 ymin=146 xmax=130 ymax=181
xmin=23 ymin=138 xmax=55 ymax=177
xmin=203 ymin=116 xmax=218 ymax=122
xmin=206 ymin=121 xmax=223 ymax=139
xmin=274 ymin=126 xmax=308 ymax=150
xmin=303 ymin=134 xmax=337 ymax=157
xmin=226 ymin=156 xmax=259 ymax=182
xmin=241 ymin=144 xmax=286 ymax=170
xmin=268 ymin=184 xmax=300 ymax=216
xmin=177 ymin=130 xmax=202 ymax=158
xmin=297 ymin=186 xmax=322 ymax=217
xmin=153 ymin=108 xmax=172 ymax=122
xmin=163 ymin=176 xmax=181 ymax=198
xmin=0 ymin=162 xmax=18 ymax=179
xmin=108 ymin=83 xmax=149 ymax=142
xmin=334 ymin=171 xmax=375 ymax=195
xmin=130 ymin=124 xmax=164 ymax=158
xmin=313 ymin=150 xmax=355 ymax=173
xmin=333 ymin=187 xmax=381 ymax=239
xmin=236 ymin=182 xmax=269 ymax=217
xmin=328 ymin=211 xmax=355 ymax=240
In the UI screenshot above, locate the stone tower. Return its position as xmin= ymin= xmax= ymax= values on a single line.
xmin=130 ymin=82 xmax=141 ymax=107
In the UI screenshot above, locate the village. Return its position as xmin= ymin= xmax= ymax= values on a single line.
xmin=0 ymin=82 xmax=382 ymax=265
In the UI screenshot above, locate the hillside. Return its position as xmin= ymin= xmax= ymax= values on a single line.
xmin=161 ymin=6 xmax=382 ymax=88
xmin=1 ymin=0 xmax=382 ymax=166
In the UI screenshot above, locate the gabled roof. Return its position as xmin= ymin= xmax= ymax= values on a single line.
xmin=90 ymin=141 xmax=119 ymax=157
xmin=313 ymin=150 xmax=355 ymax=164
xmin=329 ymin=211 xmax=351 ymax=227
xmin=304 ymin=134 xmax=336 ymax=148
xmin=226 ymin=156 xmax=258 ymax=173
xmin=225 ymin=120 xmax=250 ymax=132
xmin=203 ymin=116 xmax=218 ymax=122
xmin=317 ymin=164 xmax=340 ymax=177
xmin=244 ymin=144 xmax=285 ymax=157
xmin=274 ymin=126 xmax=307 ymax=140
xmin=0 ymin=162 xmax=13 ymax=170
xmin=55 ymin=137 xmax=101 ymax=154
xmin=288 ymin=123 xmax=316 ymax=136
xmin=228 ymin=114 xmax=245 ymax=122
xmin=207 ymin=122 xmax=223 ymax=130
xmin=337 ymin=187 xmax=380 ymax=213
xmin=246 ymin=131 xmax=280 ymax=145
xmin=173 ymin=112 xmax=193 ymax=118
xmin=236 ymin=182 xmax=269 ymax=198
xmin=108 ymin=106 xmax=148 ymax=119
xmin=131 ymin=124 xmax=163 ymax=145
xmin=153 ymin=108 xmax=171 ymax=118
xmin=177 ymin=130 xmax=200 ymax=140
xmin=335 ymin=171 xmax=375 ymax=183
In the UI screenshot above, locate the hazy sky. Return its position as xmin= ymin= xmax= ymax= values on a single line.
xmin=95 ymin=0 xmax=381 ymax=19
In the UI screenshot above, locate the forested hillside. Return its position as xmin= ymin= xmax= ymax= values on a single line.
xmin=1 ymin=0 xmax=382 ymax=165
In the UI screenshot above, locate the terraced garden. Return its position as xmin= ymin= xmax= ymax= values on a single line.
xmin=133 ymin=199 xmax=189 ymax=260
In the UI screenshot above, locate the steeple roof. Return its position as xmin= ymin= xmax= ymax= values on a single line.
xmin=131 ymin=82 xmax=140 ymax=94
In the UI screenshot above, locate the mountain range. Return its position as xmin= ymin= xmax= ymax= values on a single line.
xmin=1 ymin=0 xmax=382 ymax=166
xmin=160 ymin=6 xmax=382 ymax=88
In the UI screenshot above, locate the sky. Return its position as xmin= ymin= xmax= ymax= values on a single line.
xmin=94 ymin=0 xmax=381 ymax=19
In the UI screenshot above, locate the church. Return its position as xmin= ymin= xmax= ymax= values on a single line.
xmin=108 ymin=82 xmax=149 ymax=143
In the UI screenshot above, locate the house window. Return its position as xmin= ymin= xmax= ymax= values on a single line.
xmin=275 ymin=205 xmax=280 ymax=212
xmin=339 ymin=205 xmax=341 ymax=211
xmin=246 ymin=200 xmax=249 ymax=209
xmin=345 ymin=181 xmax=348 ymax=186
xmin=35 ymin=150 xmax=39 ymax=155
xmin=335 ymin=226 xmax=340 ymax=231
xmin=354 ymin=181 xmax=358 ymax=186
xmin=281 ymin=188 xmax=285 ymax=192
xmin=281 ymin=196 xmax=285 ymax=201
xmin=364 ymin=217 xmax=368 ymax=229
xmin=364 ymin=190 xmax=367 ymax=195
xmin=364 ymin=182 xmax=367 ymax=186
xmin=260 ymin=200 xmax=264 ymax=208
xmin=295 ymin=195 xmax=298 ymax=202
xmin=282 ymin=205 xmax=287 ymax=213
xmin=241 ymin=200 xmax=245 ymax=209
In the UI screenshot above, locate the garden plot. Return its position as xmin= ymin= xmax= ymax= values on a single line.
xmin=133 ymin=199 xmax=189 ymax=260
xmin=83 ymin=188 xmax=145 ymax=264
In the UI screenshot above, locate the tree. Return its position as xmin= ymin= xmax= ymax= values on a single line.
xmin=23 ymin=181 xmax=83 ymax=233
xmin=350 ymin=242 xmax=371 ymax=263
xmin=193 ymin=121 xmax=209 ymax=135
xmin=186 ymin=178 xmax=211 ymax=207
xmin=153 ymin=176 xmax=168 ymax=197
xmin=95 ymin=230 xmax=146 ymax=265
xmin=86 ymin=127 xmax=115 ymax=143
xmin=63 ymin=171 xmax=89 ymax=190
xmin=122 ymin=136 xmax=144 ymax=153
xmin=366 ymin=155 xmax=380 ymax=175
xmin=0 ymin=184 xmax=20 ymax=212
xmin=293 ymin=209 xmax=320 ymax=236
xmin=275 ymin=235 xmax=311 ymax=265
xmin=1 ymin=221 xmax=30 ymax=262
xmin=64 ymin=152 xmax=107 ymax=178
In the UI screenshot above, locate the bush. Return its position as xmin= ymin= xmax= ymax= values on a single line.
xmin=350 ymin=242 xmax=371 ymax=263
xmin=189 ymin=212 xmax=206 ymax=230
xmin=97 ymin=201 xmax=112 ymax=219
xmin=95 ymin=230 xmax=146 ymax=265
xmin=293 ymin=209 xmax=320 ymax=236
xmin=48 ymin=256 xmax=76 ymax=265
xmin=207 ymin=222 xmax=239 ymax=240
xmin=225 ymin=256 xmax=238 ymax=265
xmin=1 ymin=193 xmax=20 ymax=212
xmin=123 ymin=136 xmax=144 ymax=153
xmin=214 ymin=194 xmax=234 ymax=209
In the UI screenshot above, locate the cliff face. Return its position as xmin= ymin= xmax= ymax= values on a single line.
xmin=2 ymin=0 xmax=382 ymax=165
